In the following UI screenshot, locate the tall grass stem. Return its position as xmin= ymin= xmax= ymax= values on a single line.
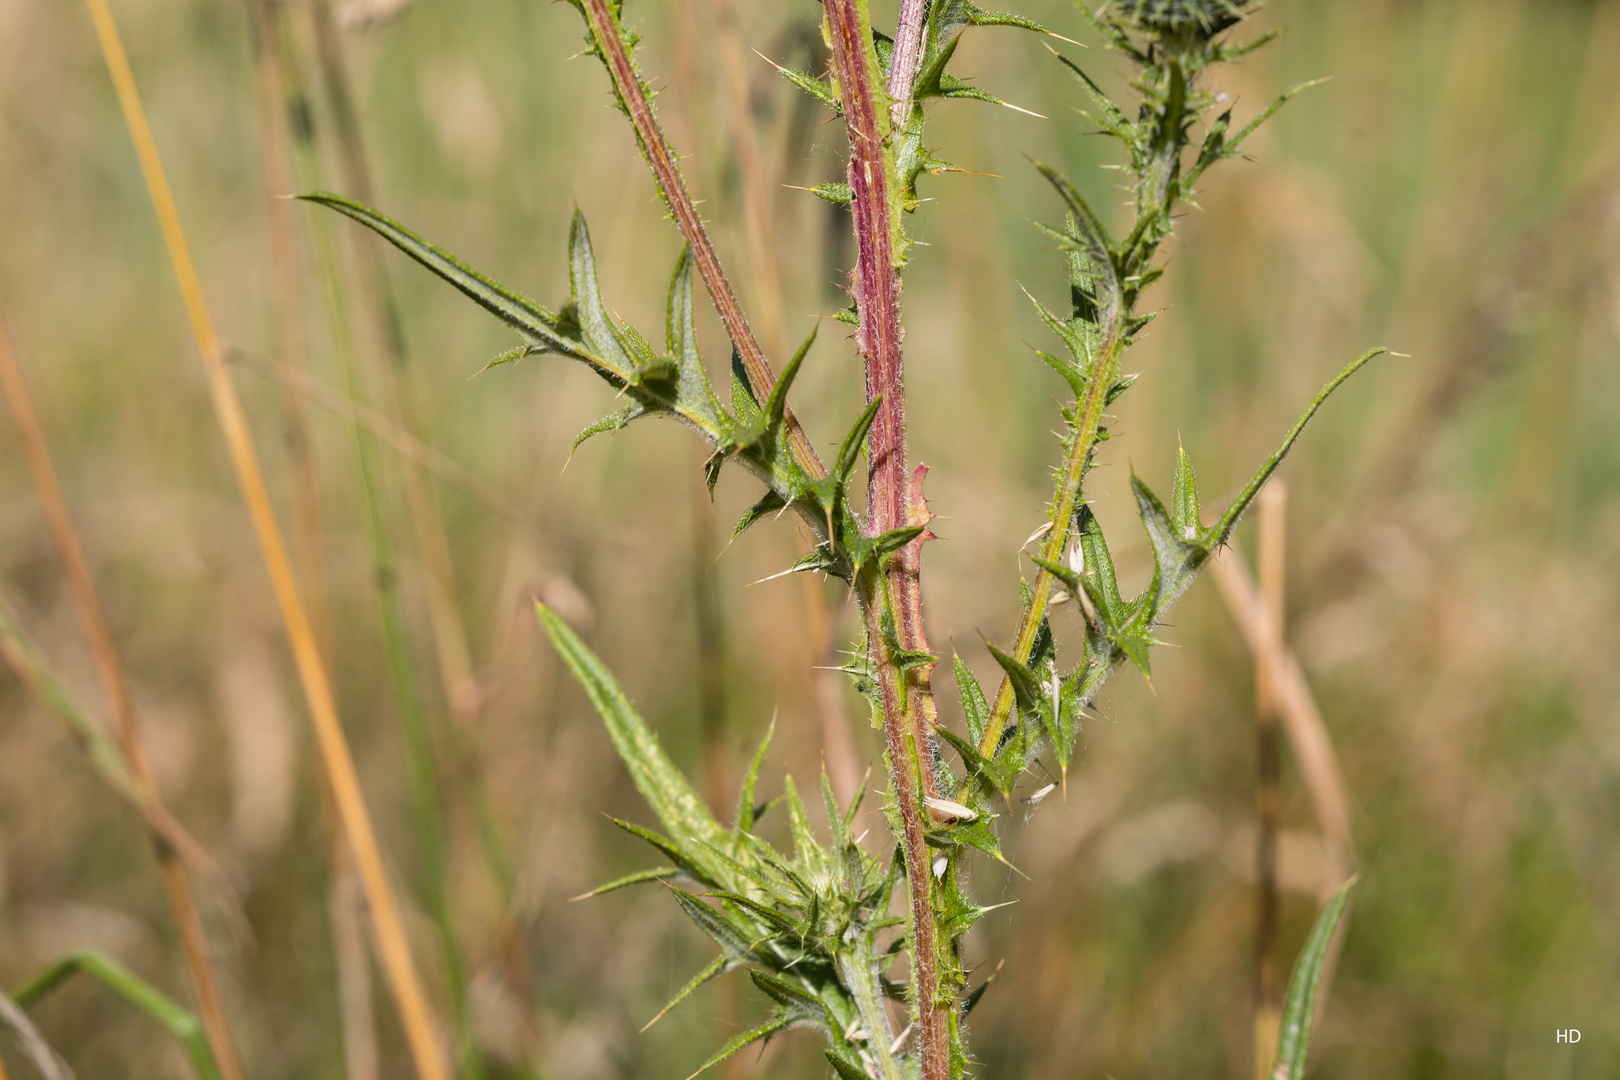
xmin=0 ymin=313 xmax=245 ymax=1080
xmin=80 ymin=2 xmax=451 ymax=1075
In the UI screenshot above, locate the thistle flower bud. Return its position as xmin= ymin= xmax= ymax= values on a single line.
xmin=1110 ymin=0 xmax=1254 ymax=35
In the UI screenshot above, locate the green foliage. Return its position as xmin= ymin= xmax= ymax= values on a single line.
xmin=538 ymin=602 xmax=912 ymax=1080
xmin=1272 ymin=878 xmax=1359 ymax=1079
xmin=13 ymin=950 xmax=225 ymax=1080
xmin=305 ymin=3 xmax=1375 ymax=1075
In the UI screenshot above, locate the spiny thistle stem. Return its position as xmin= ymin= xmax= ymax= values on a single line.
xmin=977 ymin=327 xmax=1123 ymax=757
xmin=577 ymin=0 xmax=824 ymax=479
xmin=823 ymin=0 xmax=947 ymax=1075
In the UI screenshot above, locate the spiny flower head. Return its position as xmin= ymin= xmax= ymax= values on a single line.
xmin=1110 ymin=0 xmax=1255 ymax=35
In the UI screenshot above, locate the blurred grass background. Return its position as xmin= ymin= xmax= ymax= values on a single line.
xmin=1 ymin=0 xmax=1618 ymax=1077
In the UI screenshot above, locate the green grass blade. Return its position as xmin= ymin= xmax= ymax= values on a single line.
xmin=14 ymin=950 xmax=225 ymax=1080
xmin=1271 ymin=877 xmax=1358 ymax=1080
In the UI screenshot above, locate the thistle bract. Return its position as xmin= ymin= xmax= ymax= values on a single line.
xmin=1111 ymin=0 xmax=1254 ymax=34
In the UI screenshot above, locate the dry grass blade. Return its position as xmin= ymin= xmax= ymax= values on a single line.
xmin=79 ymin=1 xmax=450 ymax=1077
xmin=1210 ymin=546 xmax=1354 ymax=891
xmin=1252 ymin=481 xmax=1286 ymax=1080
xmin=0 ymin=990 xmax=75 ymax=1080
xmin=0 ymin=313 xmax=245 ymax=1080
xmin=0 ymin=596 xmax=229 ymax=902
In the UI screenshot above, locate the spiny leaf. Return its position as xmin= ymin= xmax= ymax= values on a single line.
xmin=536 ymin=604 xmax=730 ymax=870
xmin=301 ymin=192 xmax=593 ymax=362
xmin=872 ymin=524 xmax=926 ymax=561
xmin=687 ymin=1011 xmax=792 ymax=1078
xmin=665 ymin=246 xmax=724 ymax=426
xmin=479 ymin=342 xmax=536 ymax=374
xmin=764 ymin=327 xmax=815 ymax=434
xmin=567 ymin=210 xmax=634 ymax=370
xmin=824 ymin=1049 xmax=870 ymax=1080
xmin=1272 ymin=877 xmax=1358 ymax=1080
xmin=836 ymin=397 xmax=883 ymax=485
xmin=782 ymin=774 xmax=821 ymax=871
xmin=953 ymin=654 xmax=990 ymax=745
xmin=1030 ymin=555 xmax=1080 ymax=596
xmin=1171 ymin=442 xmax=1202 ymax=537
xmin=749 ymin=969 xmax=830 ymax=1023
xmin=642 ymin=954 xmax=725 ymax=1032
xmin=810 ymin=182 xmax=855 ymax=204
xmin=707 ymin=890 xmax=800 ymax=936
xmin=671 ymin=887 xmax=759 ymax=961
xmin=736 ymin=719 xmax=774 ymax=834
xmin=572 ymin=865 xmax=678 ymax=900
xmin=608 ymin=817 xmax=713 ymax=884
xmin=774 ymin=63 xmax=841 ymax=112
xmin=1054 ymin=53 xmax=1134 ymax=145
xmin=572 ymin=404 xmax=641 ymax=452
xmin=1033 ymin=162 xmax=1119 ymax=303
xmin=986 ymin=643 xmax=1047 ymax=731
xmin=730 ymin=347 xmax=763 ymax=428
xmin=732 ymin=490 xmax=788 ymax=541
xmin=1210 ymin=348 xmax=1390 ymax=546
xmin=1132 ymin=473 xmax=1208 ymax=618
xmin=966 ymin=4 xmax=1052 ymax=33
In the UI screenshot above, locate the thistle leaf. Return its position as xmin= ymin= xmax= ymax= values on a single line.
xmin=953 ymin=654 xmax=990 ymax=745
xmin=810 ymin=182 xmax=855 ymax=204
xmin=567 ymin=210 xmax=634 ymax=370
xmin=300 ymin=192 xmax=598 ymax=365
xmin=872 ymin=524 xmax=926 ymax=561
xmin=536 ymin=603 xmax=730 ymax=871
xmin=642 ymin=954 xmax=726 ymax=1033
xmin=836 ymin=396 xmax=883 ymax=485
xmin=986 ymin=643 xmax=1047 ymax=731
xmin=1033 ymin=163 xmax=1120 ymax=304
xmin=687 ymin=1011 xmax=792 ymax=1078
xmin=749 ymin=969 xmax=830 ymax=1024
xmin=775 ymin=64 xmax=841 ymax=113
xmin=764 ymin=327 xmax=815 ymax=435
xmin=670 ymin=887 xmax=759 ymax=961
xmin=573 ymin=865 xmax=678 ymax=901
xmin=665 ymin=247 xmax=724 ymax=426
xmin=736 ymin=719 xmax=775 ymax=833
xmin=730 ymin=347 xmax=763 ymax=428
xmin=1272 ymin=877 xmax=1358 ymax=1080
xmin=1132 ymin=474 xmax=1209 ymax=618
xmin=1171 ymin=442 xmax=1202 ymax=537
xmin=824 ymin=1049 xmax=870 ymax=1080
xmin=572 ymin=404 xmax=641 ymax=452
xmin=1210 ymin=348 xmax=1389 ymax=547
xmin=732 ymin=490 xmax=788 ymax=541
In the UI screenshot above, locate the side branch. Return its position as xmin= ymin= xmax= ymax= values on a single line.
xmin=578 ymin=0 xmax=824 ymax=478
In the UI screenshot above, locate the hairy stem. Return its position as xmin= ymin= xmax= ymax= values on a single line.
xmin=886 ymin=0 xmax=928 ymax=128
xmin=578 ymin=0 xmax=824 ymax=478
xmin=822 ymin=1 xmax=947 ymax=1076
xmin=978 ymin=329 xmax=1123 ymax=757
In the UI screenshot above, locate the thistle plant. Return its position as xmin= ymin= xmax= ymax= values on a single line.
xmin=305 ymin=1 xmax=1374 ymax=1077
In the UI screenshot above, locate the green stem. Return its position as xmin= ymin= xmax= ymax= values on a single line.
xmin=978 ymin=329 xmax=1122 ymax=758
xmin=839 ymin=933 xmax=905 ymax=1080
